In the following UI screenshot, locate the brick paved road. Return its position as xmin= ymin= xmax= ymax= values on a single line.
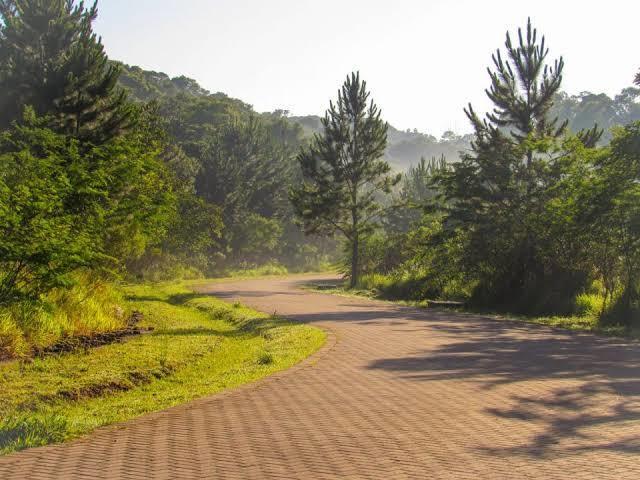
xmin=1 ymin=274 xmax=639 ymax=479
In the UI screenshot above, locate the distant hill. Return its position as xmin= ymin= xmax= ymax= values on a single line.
xmin=117 ymin=63 xmax=640 ymax=169
xmin=117 ymin=63 xmax=212 ymax=100
xmin=116 ymin=63 xmax=472 ymax=169
xmin=551 ymin=89 xmax=640 ymax=142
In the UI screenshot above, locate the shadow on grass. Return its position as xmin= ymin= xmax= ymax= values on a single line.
xmin=0 ymin=415 xmax=67 ymax=455
xmin=124 ymin=293 xmax=204 ymax=305
xmin=162 ymin=327 xmax=258 ymax=339
xmin=123 ymin=294 xmax=166 ymax=303
xmin=167 ymin=292 xmax=203 ymax=305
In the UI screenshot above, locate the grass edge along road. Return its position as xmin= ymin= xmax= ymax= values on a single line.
xmin=306 ymin=279 xmax=640 ymax=340
xmin=0 ymin=280 xmax=325 ymax=455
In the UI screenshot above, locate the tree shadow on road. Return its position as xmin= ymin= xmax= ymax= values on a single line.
xmin=200 ymin=284 xmax=640 ymax=459
xmin=367 ymin=316 xmax=640 ymax=459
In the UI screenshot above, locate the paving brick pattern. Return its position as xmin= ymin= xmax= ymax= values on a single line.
xmin=1 ymin=274 xmax=640 ymax=479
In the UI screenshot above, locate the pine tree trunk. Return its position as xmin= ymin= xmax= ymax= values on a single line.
xmin=350 ymin=231 xmax=359 ymax=289
xmin=350 ymin=188 xmax=359 ymax=288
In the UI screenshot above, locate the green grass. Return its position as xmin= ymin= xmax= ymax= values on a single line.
xmin=0 ymin=281 xmax=325 ymax=455
xmin=222 ymin=261 xmax=290 ymax=278
xmin=220 ymin=260 xmax=338 ymax=279
xmin=307 ymin=281 xmax=640 ymax=340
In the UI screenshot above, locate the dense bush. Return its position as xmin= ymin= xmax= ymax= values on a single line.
xmin=0 ymin=118 xmax=97 ymax=304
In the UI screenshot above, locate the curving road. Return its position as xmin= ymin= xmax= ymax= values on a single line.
xmin=1 ymin=274 xmax=640 ymax=479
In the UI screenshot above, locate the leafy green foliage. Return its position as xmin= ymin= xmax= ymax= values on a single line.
xmin=118 ymin=65 xmax=332 ymax=273
xmin=345 ymin=23 xmax=640 ymax=329
xmin=232 ymin=213 xmax=283 ymax=265
xmin=1 ymin=0 xmax=638 ymax=350
xmin=0 ymin=116 xmax=98 ymax=303
xmin=197 ymin=117 xmax=292 ymax=221
xmin=593 ymin=123 xmax=640 ymax=324
xmin=0 ymin=2 xmax=177 ymax=341
xmin=0 ymin=110 xmax=174 ymax=352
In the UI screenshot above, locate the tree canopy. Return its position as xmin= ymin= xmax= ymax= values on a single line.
xmin=0 ymin=0 xmax=133 ymax=144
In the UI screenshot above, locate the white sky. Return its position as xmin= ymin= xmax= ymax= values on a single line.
xmin=95 ymin=0 xmax=639 ymax=135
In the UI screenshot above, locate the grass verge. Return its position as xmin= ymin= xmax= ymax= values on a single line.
xmin=0 ymin=281 xmax=325 ymax=455
xmin=307 ymin=282 xmax=640 ymax=340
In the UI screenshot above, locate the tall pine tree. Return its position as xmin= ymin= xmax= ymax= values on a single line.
xmin=439 ymin=19 xmax=600 ymax=312
xmin=0 ymin=0 xmax=132 ymax=144
xmin=290 ymin=72 xmax=399 ymax=287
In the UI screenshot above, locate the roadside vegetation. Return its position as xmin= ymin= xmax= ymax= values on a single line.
xmin=309 ymin=276 xmax=640 ymax=340
xmin=296 ymin=19 xmax=640 ymax=332
xmin=0 ymin=281 xmax=325 ymax=455
xmin=1 ymin=3 xmax=639 ymax=361
xmin=0 ymin=273 xmax=127 ymax=360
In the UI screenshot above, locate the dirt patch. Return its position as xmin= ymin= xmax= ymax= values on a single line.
xmin=38 ymin=365 xmax=175 ymax=404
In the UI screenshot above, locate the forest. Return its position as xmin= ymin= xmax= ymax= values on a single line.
xmin=1 ymin=0 xmax=640 ymax=361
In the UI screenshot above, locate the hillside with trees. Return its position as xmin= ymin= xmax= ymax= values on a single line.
xmin=111 ymin=63 xmax=338 ymax=279
xmin=290 ymin=89 xmax=640 ymax=167
xmin=0 ymin=0 xmax=332 ymax=360
xmin=117 ymin=63 xmax=640 ymax=171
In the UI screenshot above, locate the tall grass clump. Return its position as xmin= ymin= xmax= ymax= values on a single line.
xmin=0 ymin=273 xmax=127 ymax=360
xmin=353 ymin=269 xmax=472 ymax=303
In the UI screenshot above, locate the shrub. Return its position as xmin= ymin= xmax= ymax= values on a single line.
xmin=0 ymin=121 xmax=97 ymax=304
xmin=0 ymin=315 xmax=29 ymax=360
xmin=128 ymin=251 xmax=205 ymax=282
xmin=232 ymin=214 xmax=283 ymax=265
xmin=599 ymin=285 xmax=640 ymax=327
xmin=575 ymin=292 xmax=605 ymax=317
xmin=355 ymin=273 xmax=388 ymax=291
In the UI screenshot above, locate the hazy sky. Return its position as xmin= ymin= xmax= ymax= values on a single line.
xmin=95 ymin=0 xmax=639 ymax=135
